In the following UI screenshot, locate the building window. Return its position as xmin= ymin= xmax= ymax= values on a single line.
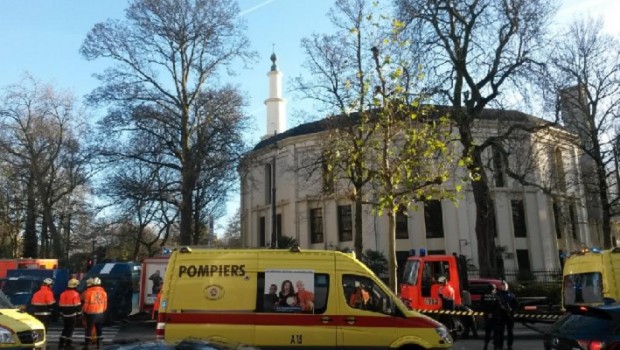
xmin=265 ymin=163 xmax=272 ymax=205
xmin=493 ymin=145 xmax=506 ymax=187
xmin=516 ymin=249 xmax=531 ymax=272
xmin=570 ymin=204 xmax=578 ymax=240
xmin=396 ymin=206 xmax=408 ymax=239
xmin=259 ymin=216 xmax=266 ymax=247
xmin=553 ymin=201 xmax=562 ymax=239
xmin=310 ymin=208 xmax=324 ymax=244
xmin=511 ymin=200 xmax=527 ymax=238
xmin=338 ymin=205 xmax=353 ymax=242
xmin=553 ymin=148 xmax=566 ymax=192
xmin=424 ymin=200 xmax=444 ymax=238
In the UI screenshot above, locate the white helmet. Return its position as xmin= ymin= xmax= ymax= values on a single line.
xmin=92 ymin=277 xmax=102 ymax=286
xmin=42 ymin=278 xmax=53 ymax=286
xmin=67 ymin=278 xmax=79 ymax=288
xmin=438 ymin=276 xmax=447 ymax=283
xmin=86 ymin=278 xmax=94 ymax=287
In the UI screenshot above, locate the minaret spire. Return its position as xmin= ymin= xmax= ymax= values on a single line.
xmin=264 ymin=47 xmax=286 ymax=138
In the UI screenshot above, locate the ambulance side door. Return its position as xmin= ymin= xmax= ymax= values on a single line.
xmin=337 ymin=273 xmax=397 ymax=348
xmin=253 ymin=272 xmax=336 ymax=348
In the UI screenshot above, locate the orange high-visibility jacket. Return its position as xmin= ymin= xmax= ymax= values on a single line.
xmin=152 ymin=290 xmax=162 ymax=319
xmin=82 ymin=286 xmax=107 ymax=315
xmin=30 ymin=285 xmax=56 ymax=315
xmin=59 ymin=289 xmax=82 ymax=317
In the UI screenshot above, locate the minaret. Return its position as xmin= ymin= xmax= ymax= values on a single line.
xmin=264 ymin=52 xmax=286 ymax=138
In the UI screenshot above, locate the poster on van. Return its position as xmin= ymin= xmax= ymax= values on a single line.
xmin=144 ymin=260 xmax=168 ymax=305
xmin=264 ymin=269 xmax=315 ymax=313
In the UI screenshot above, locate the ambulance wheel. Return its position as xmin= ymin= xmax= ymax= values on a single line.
xmin=397 ymin=345 xmax=424 ymax=350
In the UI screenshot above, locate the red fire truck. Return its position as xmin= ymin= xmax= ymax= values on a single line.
xmin=0 ymin=258 xmax=59 ymax=279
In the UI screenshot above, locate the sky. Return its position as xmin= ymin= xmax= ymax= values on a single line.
xmin=0 ymin=0 xmax=618 ymax=235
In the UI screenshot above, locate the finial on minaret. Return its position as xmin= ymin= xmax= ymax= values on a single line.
xmin=263 ymin=47 xmax=286 ymax=139
xmin=270 ymin=44 xmax=277 ymax=71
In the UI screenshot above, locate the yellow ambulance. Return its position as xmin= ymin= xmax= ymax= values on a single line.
xmin=0 ymin=290 xmax=46 ymax=349
xmin=156 ymin=247 xmax=453 ymax=349
xmin=562 ymin=247 xmax=620 ymax=308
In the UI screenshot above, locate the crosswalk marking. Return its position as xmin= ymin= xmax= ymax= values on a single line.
xmin=46 ymin=323 xmax=120 ymax=343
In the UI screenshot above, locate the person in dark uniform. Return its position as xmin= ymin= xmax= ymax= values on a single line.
xmin=480 ymin=283 xmax=499 ymax=350
xmin=495 ymin=280 xmax=519 ymax=350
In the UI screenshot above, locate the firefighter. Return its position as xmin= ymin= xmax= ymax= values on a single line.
xmin=82 ymin=277 xmax=107 ymax=349
xmin=59 ymin=278 xmax=82 ymax=350
xmin=30 ymin=277 xmax=56 ymax=330
xmin=437 ymin=276 xmax=455 ymax=333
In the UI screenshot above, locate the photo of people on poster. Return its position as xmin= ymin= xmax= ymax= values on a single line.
xmin=264 ymin=269 xmax=315 ymax=313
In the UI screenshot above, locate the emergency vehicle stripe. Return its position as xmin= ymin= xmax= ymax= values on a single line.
xmin=160 ymin=313 xmax=438 ymax=328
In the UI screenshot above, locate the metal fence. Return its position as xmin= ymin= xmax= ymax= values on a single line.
xmin=467 ymin=268 xmax=563 ymax=286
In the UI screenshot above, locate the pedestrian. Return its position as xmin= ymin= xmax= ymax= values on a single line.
xmin=480 ymin=283 xmax=499 ymax=350
xmin=437 ymin=276 xmax=455 ymax=332
xmin=494 ymin=280 xmax=519 ymax=350
xmin=30 ymin=278 xmax=56 ymax=330
xmin=82 ymin=277 xmax=107 ymax=349
xmin=59 ymin=278 xmax=82 ymax=350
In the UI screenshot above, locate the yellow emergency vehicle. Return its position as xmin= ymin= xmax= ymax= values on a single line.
xmin=562 ymin=247 xmax=620 ymax=308
xmin=157 ymin=247 xmax=453 ymax=349
xmin=0 ymin=290 xmax=46 ymax=349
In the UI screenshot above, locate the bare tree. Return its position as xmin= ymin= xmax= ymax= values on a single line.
xmin=0 ymin=75 xmax=91 ymax=258
xmin=222 ymin=207 xmax=242 ymax=248
xmin=548 ymin=17 xmax=620 ymax=249
xmin=81 ymin=0 xmax=255 ymax=245
xmin=396 ymin=0 xmax=558 ymax=277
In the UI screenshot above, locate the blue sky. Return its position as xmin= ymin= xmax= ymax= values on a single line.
xmin=0 ymin=0 xmax=618 ymax=235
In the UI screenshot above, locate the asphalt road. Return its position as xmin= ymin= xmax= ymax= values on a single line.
xmin=45 ymin=316 xmax=551 ymax=349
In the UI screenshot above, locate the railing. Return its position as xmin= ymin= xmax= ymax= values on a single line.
xmin=467 ymin=268 xmax=563 ymax=286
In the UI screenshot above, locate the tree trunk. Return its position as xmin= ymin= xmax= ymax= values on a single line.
xmin=179 ymin=148 xmax=195 ymax=245
xmin=354 ymin=188 xmax=364 ymax=258
xmin=23 ymin=176 xmax=38 ymax=258
xmin=387 ymin=210 xmax=397 ymax=293
xmin=597 ymin=161 xmax=613 ymax=248
xmin=460 ymin=124 xmax=499 ymax=277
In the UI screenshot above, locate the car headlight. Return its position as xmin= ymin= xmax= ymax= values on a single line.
xmin=435 ymin=326 xmax=452 ymax=344
xmin=0 ymin=326 xmax=16 ymax=344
